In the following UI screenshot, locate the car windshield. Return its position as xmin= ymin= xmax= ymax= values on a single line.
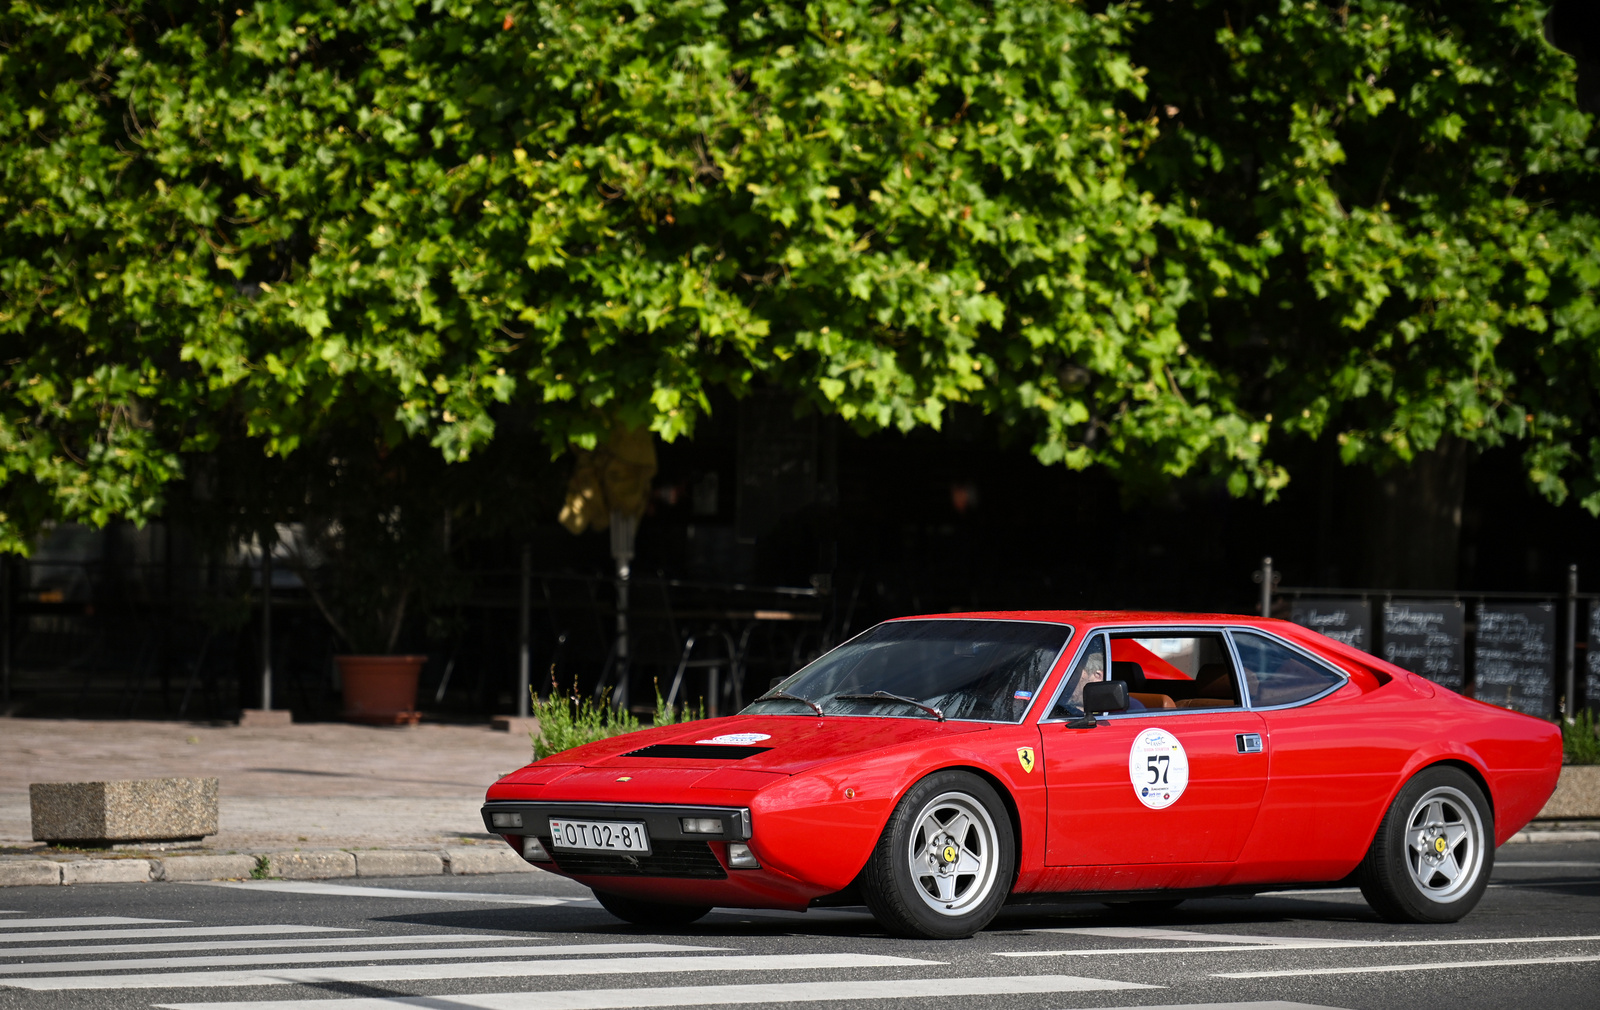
xmin=745 ymin=619 xmax=1072 ymax=723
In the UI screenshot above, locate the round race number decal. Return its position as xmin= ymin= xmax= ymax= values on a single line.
xmin=1128 ymin=727 xmax=1189 ymax=810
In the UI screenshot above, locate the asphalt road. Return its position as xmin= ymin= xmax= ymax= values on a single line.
xmin=1 ymin=842 xmax=1596 ymax=1010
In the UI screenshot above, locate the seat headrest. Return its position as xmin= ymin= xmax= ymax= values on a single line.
xmin=1194 ymin=662 xmax=1234 ymax=698
xmin=1111 ymin=661 xmax=1146 ymax=688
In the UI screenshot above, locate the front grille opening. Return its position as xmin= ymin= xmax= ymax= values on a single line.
xmin=539 ymin=837 xmax=727 ymax=879
xmin=623 ymin=744 xmax=771 ymax=760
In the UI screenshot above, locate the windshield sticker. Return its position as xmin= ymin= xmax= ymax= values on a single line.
xmin=1013 ymin=690 xmax=1033 ymax=701
xmin=1128 ymin=727 xmax=1189 ymax=810
xmin=696 ymin=733 xmax=772 ymax=746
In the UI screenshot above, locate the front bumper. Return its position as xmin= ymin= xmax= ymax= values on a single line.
xmin=480 ymin=800 xmax=752 ymax=842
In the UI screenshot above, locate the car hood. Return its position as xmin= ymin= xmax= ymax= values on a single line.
xmin=498 ymin=714 xmax=993 ymax=786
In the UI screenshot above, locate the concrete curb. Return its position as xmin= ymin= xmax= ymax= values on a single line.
xmin=0 ymin=845 xmax=536 ymax=886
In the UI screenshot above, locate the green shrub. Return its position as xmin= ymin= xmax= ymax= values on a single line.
xmin=1563 ymin=710 xmax=1600 ymax=765
xmin=529 ymin=683 xmax=704 ymax=760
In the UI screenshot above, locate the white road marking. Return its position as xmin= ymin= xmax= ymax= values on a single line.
xmin=998 ymin=933 xmax=1600 ymax=958
xmin=2 ymin=951 xmax=941 ymax=990
xmin=152 ymin=974 xmax=1156 ymax=1010
xmin=0 ymin=916 xmax=183 ymax=930
xmin=0 ymin=942 xmax=722 ymax=975
xmin=0 ymin=934 xmax=525 ymax=958
xmin=1494 ymin=861 xmax=1600 ymax=868
xmin=1030 ymin=927 xmax=1359 ymax=946
xmin=1215 ymin=953 xmax=1600 ymax=978
xmin=197 ymin=881 xmax=587 ymax=905
xmin=1253 ymin=887 xmax=1362 ymax=897
xmin=0 ymin=926 xmax=353 ymax=945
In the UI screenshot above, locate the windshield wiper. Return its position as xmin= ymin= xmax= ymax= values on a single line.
xmin=755 ymin=690 xmax=825 ymax=716
xmin=833 ymin=691 xmax=945 ymax=721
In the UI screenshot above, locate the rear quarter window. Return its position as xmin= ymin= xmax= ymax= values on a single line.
xmin=1232 ymin=630 xmax=1345 ymax=708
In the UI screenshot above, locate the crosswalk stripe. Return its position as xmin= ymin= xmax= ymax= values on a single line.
xmin=0 ymin=926 xmax=354 ymax=945
xmin=0 ymin=916 xmax=184 ymax=930
xmin=151 ymin=974 xmax=1158 ymax=1010
xmin=0 ymin=942 xmax=722 ymax=974
xmin=1030 ymin=927 xmax=1353 ymax=946
xmin=1214 ymin=953 xmax=1600 ymax=978
xmin=1 ymin=952 xmax=941 ymax=991
xmin=198 ymin=882 xmax=588 ymax=906
xmin=997 ymin=933 xmax=1600 ymax=958
xmin=0 ymin=934 xmax=525 ymax=958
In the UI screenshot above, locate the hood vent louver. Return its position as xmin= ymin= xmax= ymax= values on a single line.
xmin=623 ymin=744 xmax=772 ymax=760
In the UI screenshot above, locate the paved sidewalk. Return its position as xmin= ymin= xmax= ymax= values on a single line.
xmin=2 ymin=717 xmax=541 ymax=884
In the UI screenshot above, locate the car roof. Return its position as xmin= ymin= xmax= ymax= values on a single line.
xmin=885 ymin=610 xmax=1276 ymax=628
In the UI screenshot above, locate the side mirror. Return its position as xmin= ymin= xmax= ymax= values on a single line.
xmin=1066 ymin=682 xmax=1129 ymax=728
xmin=1083 ymin=680 xmax=1129 ymax=713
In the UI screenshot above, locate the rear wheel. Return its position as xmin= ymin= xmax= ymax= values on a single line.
xmin=1357 ymin=765 xmax=1493 ymax=923
xmin=860 ymin=770 xmax=1015 ymax=939
xmin=592 ymin=890 xmax=711 ymax=928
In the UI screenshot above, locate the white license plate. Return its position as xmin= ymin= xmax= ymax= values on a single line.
xmin=548 ymin=818 xmax=651 ymax=855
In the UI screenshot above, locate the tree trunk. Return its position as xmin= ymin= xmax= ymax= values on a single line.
xmin=1357 ymin=437 xmax=1472 ymax=590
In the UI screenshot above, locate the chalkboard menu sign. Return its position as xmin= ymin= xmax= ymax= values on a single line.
xmin=1290 ymin=599 xmax=1373 ymax=653
xmin=1587 ymin=603 xmax=1600 ymax=713
xmin=1381 ymin=601 xmax=1464 ymax=690
xmin=1474 ymin=603 xmax=1555 ymax=718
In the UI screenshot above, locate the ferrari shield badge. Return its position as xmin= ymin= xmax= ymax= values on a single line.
xmin=1016 ymin=747 xmax=1036 ymax=774
xmin=1128 ymin=727 xmax=1190 ymax=809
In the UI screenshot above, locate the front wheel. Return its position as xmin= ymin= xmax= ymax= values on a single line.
xmin=1357 ymin=765 xmax=1493 ymax=923
xmin=592 ymin=890 xmax=711 ymax=928
xmin=860 ymin=770 xmax=1016 ymax=939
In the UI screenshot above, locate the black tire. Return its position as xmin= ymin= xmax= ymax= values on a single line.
xmin=592 ymin=890 xmax=712 ymax=928
xmin=1357 ymin=765 xmax=1494 ymax=924
xmin=860 ymin=770 xmax=1016 ymax=939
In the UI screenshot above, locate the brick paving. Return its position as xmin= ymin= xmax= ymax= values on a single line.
xmin=1 ymin=717 xmax=537 ymax=854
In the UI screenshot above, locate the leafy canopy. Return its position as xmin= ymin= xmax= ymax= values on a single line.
xmin=1 ymin=0 xmax=1597 ymax=553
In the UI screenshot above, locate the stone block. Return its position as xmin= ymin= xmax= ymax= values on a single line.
xmin=30 ymin=778 xmax=218 ymax=845
xmin=1537 ymin=765 xmax=1600 ymax=819
xmin=156 ymin=854 xmax=261 ymax=882
xmin=356 ymin=850 xmax=445 ymax=877
xmin=238 ymin=709 xmax=294 ymax=727
xmin=61 ymin=859 xmax=153 ymax=884
xmin=444 ymin=845 xmax=533 ymax=875
xmin=0 ymin=860 xmax=62 ymax=886
xmin=268 ymin=850 xmax=357 ymax=880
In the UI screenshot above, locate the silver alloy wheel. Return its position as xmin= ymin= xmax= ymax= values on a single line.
xmin=1403 ymin=784 xmax=1486 ymax=903
xmin=905 ymin=790 xmax=1001 ymax=917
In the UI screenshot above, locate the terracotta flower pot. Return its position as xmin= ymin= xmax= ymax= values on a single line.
xmin=336 ymin=654 xmax=426 ymax=725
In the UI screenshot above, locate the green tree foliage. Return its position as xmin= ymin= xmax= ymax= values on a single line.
xmin=1137 ymin=0 xmax=1600 ymax=507
xmin=1 ymin=0 xmax=1596 ymax=553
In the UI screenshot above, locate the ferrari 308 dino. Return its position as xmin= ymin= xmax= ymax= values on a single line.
xmin=482 ymin=612 xmax=1561 ymax=938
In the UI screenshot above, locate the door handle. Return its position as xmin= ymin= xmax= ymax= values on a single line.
xmin=1236 ymin=732 xmax=1263 ymax=754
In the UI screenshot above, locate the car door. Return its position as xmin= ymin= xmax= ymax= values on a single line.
xmin=1040 ymin=629 xmax=1269 ymax=874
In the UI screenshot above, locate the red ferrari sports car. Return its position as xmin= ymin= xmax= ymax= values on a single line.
xmin=482 ymin=612 xmax=1562 ymax=938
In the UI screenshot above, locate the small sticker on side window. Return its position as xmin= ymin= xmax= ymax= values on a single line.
xmin=1127 ymin=727 xmax=1190 ymax=810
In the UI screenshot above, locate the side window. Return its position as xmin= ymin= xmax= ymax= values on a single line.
xmin=1047 ymin=634 xmax=1106 ymax=720
xmin=1231 ymin=631 xmax=1345 ymax=707
xmin=1106 ymin=632 xmax=1241 ymax=712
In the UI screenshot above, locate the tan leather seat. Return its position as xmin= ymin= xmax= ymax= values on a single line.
xmin=1128 ymin=692 xmax=1177 ymax=710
